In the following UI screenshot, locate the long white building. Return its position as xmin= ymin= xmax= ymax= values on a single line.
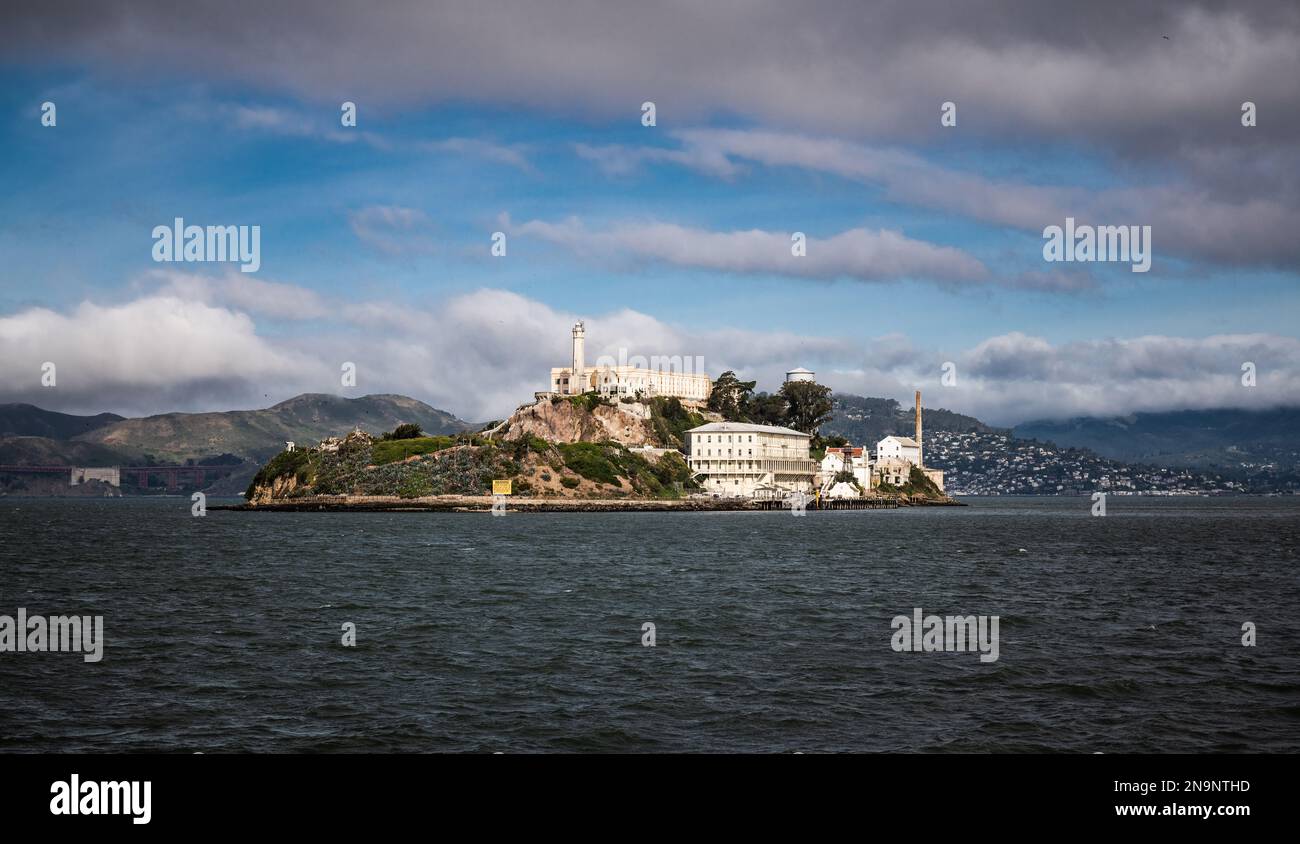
xmin=686 ymin=422 xmax=816 ymax=498
xmin=544 ymin=321 xmax=712 ymax=402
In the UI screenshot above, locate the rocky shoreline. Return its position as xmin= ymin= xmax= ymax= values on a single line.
xmin=214 ymin=493 xmax=964 ymax=513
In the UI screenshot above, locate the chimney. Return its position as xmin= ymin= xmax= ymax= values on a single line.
xmin=915 ymin=389 xmax=923 ymax=467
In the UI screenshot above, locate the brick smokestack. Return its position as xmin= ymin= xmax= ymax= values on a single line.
xmin=915 ymin=389 xmax=923 ymax=467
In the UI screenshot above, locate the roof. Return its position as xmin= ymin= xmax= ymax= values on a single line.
xmin=826 ymin=447 xmax=864 ymax=456
xmin=785 ymin=367 xmax=814 ymax=374
xmin=880 ymin=436 xmax=920 ymax=447
xmin=687 ymin=421 xmax=809 ymax=437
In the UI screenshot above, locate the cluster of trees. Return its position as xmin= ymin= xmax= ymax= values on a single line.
xmin=706 ymin=371 xmax=835 ymax=435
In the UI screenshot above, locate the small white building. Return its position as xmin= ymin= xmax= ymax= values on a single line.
xmin=785 ymin=367 xmax=816 ymax=384
xmin=876 ymin=435 xmax=920 ymax=465
xmin=872 ymin=435 xmax=944 ymax=490
xmin=818 ymin=446 xmax=872 ymax=493
xmin=686 ymin=421 xmax=816 ymax=498
xmin=825 ymin=481 xmax=861 ymax=499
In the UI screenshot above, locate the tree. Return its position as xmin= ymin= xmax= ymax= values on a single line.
xmin=745 ymin=392 xmax=788 ymax=426
xmin=384 ymin=423 xmax=424 ymax=440
xmin=707 ymin=371 xmax=755 ymax=420
xmin=780 ymin=380 xmax=834 ymax=434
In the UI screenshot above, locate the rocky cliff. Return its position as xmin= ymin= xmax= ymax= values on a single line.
xmin=500 ymin=397 xmax=657 ymax=445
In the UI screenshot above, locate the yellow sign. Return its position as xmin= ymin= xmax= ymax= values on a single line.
xmin=492 ymin=479 xmax=512 ymax=495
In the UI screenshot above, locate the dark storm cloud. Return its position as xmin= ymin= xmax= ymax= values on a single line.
xmin=6 ymin=1 xmax=1297 ymax=145
xmin=6 ymin=0 xmax=1299 ymax=269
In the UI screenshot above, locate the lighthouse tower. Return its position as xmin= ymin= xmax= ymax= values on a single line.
xmin=570 ymin=321 xmax=586 ymax=394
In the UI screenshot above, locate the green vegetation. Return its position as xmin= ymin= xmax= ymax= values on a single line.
xmin=707 ymin=371 xmax=756 ymax=419
xmin=902 ymin=466 xmax=944 ymax=498
xmin=876 ymin=467 xmax=945 ymax=499
xmin=557 ymin=441 xmax=624 ymax=486
xmin=554 ymin=392 xmax=611 ymax=413
xmin=247 ymin=421 xmax=703 ymax=503
xmin=832 ymin=469 xmax=864 ymax=494
xmin=648 ymin=396 xmax=706 ymax=447
xmin=809 ymin=433 xmax=848 ymax=460
xmin=780 ymin=380 xmax=834 ymax=434
xmin=371 ymin=435 xmax=459 ymax=465
xmin=381 ymin=422 xmax=425 ymax=440
xmin=706 ymin=370 xmax=834 ymax=435
xmin=555 ymin=440 xmax=698 ymax=498
xmin=245 ymin=448 xmax=315 ymax=497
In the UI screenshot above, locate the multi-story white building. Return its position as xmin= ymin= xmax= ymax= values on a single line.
xmin=544 ymin=322 xmax=712 ymax=402
xmin=686 ymin=422 xmax=816 ymax=498
xmin=876 ymin=435 xmax=920 ymax=465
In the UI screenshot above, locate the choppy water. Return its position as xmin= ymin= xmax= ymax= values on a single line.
xmin=1 ymin=496 xmax=1297 ymax=753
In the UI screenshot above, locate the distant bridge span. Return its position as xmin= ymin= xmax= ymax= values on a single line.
xmin=0 ymin=464 xmax=244 ymax=491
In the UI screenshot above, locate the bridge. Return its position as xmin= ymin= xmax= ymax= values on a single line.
xmin=0 ymin=464 xmax=244 ymax=491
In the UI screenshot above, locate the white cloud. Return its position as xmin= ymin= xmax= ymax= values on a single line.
xmin=4 ymin=280 xmax=1296 ymax=426
xmin=348 ymin=205 xmax=438 ymax=256
xmin=151 ymin=269 xmax=332 ymax=320
xmin=513 ymin=216 xmax=990 ymax=285
xmin=582 ymin=128 xmax=1300 ymax=269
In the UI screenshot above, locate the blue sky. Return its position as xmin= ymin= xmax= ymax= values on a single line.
xmin=2 ymin=2 xmax=1298 ymax=424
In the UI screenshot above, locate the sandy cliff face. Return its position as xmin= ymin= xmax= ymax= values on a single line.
xmin=247 ymin=473 xmax=302 ymax=504
xmin=501 ymin=399 xmax=656 ymax=446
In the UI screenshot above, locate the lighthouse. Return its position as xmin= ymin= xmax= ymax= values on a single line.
xmin=570 ymin=321 xmax=586 ymax=394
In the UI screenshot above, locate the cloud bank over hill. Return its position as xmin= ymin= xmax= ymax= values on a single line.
xmin=2 ymin=271 xmax=1295 ymax=425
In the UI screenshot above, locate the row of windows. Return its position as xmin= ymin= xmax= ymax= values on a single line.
xmin=702 ymin=434 xmax=754 ymax=443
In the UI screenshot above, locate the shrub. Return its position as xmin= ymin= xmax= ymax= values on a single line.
xmin=382 ymin=423 xmax=425 ymax=440
xmin=647 ymin=396 xmax=705 ymax=447
xmin=902 ymin=466 xmax=943 ymax=498
xmin=371 ymin=436 xmax=457 ymax=465
xmin=557 ymin=442 xmax=623 ymax=486
xmin=561 ymin=392 xmax=612 ymax=413
xmin=246 ymin=448 xmax=314 ymax=497
xmin=560 ymin=476 xmax=580 ymax=489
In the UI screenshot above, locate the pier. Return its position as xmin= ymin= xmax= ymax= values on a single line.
xmin=754 ymin=496 xmax=901 ymax=511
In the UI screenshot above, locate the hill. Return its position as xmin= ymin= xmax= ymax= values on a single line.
xmin=245 ymin=427 xmax=697 ymax=504
xmin=74 ymin=393 xmax=474 ymax=463
xmin=1013 ymin=407 xmax=1300 ymax=485
xmin=0 ymin=404 xmax=125 ymax=439
xmin=0 ymin=436 xmax=135 ymax=467
xmin=823 ymin=393 xmax=1003 ymax=445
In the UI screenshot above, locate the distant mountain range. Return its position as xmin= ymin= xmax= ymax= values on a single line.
xmin=0 ymin=404 xmax=126 ymax=440
xmin=1014 ymin=407 xmax=1300 ymax=475
xmin=827 ymin=395 xmax=1300 ymax=492
xmin=824 ymin=394 xmax=1004 ymax=444
xmin=5 ymin=392 xmax=1298 ymax=494
xmin=0 ymin=394 xmax=475 ymax=466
